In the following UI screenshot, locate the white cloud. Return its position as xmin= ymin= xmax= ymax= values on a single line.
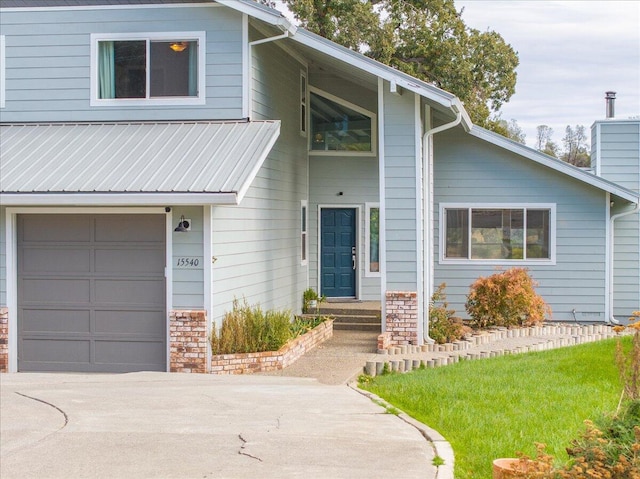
xmin=456 ymin=0 xmax=640 ymax=147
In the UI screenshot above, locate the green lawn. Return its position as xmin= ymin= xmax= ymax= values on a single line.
xmin=360 ymin=337 xmax=627 ymax=479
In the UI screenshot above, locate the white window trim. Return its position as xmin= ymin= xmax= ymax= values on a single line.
xmin=300 ymin=70 xmax=307 ymax=137
xmin=365 ymin=202 xmax=381 ymax=277
xmin=438 ymin=203 xmax=557 ymax=266
xmin=301 ymin=200 xmax=308 ymax=266
xmin=308 ymin=86 xmax=377 ymax=157
xmin=0 ymin=35 xmax=5 ymax=108
xmin=90 ymin=31 xmax=206 ymax=107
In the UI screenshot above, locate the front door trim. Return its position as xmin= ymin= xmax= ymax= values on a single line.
xmin=317 ymin=205 xmax=361 ymax=299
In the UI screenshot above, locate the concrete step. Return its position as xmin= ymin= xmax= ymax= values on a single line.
xmin=333 ymin=322 xmax=381 ymax=332
xmin=318 ymin=308 xmax=382 ymax=319
xmin=330 ymin=314 xmax=381 ymax=324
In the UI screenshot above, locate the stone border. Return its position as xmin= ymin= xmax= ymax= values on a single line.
xmin=210 ymin=319 xmax=333 ymax=374
xmin=0 ymin=308 xmax=8 ymax=373
xmin=366 ymin=323 xmax=621 ymax=376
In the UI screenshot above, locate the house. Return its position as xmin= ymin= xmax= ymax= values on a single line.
xmin=0 ymin=0 xmax=638 ymax=373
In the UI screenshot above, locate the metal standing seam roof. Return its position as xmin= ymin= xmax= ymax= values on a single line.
xmin=0 ymin=120 xmax=281 ymax=203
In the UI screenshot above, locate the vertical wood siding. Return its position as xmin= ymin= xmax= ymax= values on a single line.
xmin=434 ymin=128 xmax=609 ymax=322
xmin=209 ymin=34 xmax=308 ymax=325
xmin=383 ymin=88 xmax=418 ymax=291
xmin=1 ymin=5 xmax=243 ymax=122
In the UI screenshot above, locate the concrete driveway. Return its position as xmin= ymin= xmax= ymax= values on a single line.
xmin=0 ymin=372 xmax=437 ymax=479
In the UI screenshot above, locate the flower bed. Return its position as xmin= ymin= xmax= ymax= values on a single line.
xmin=210 ymin=319 xmax=333 ymax=374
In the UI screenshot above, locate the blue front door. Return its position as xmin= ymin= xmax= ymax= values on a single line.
xmin=321 ymin=208 xmax=356 ymax=298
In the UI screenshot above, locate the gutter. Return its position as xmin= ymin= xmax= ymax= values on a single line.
xmin=608 ymin=201 xmax=640 ymax=324
xmin=422 ymin=112 xmax=462 ymax=342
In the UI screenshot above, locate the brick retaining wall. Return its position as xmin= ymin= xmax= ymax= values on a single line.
xmin=170 ymin=310 xmax=208 ymax=373
xmin=210 ymin=319 xmax=333 ymax=374
xmin=0 ymin=308 xmax=7 ymax=373
xmin=385 ymin=291 xmax=418 ymax=346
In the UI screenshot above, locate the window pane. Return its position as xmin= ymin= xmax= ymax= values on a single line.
xmin=310 ymin=92 xmax=372 ymax=152
xmin=445 ymin=209 xmax=468 ymax=258
xmin=150 ymin=41 xmax=197 ymax=97
xmin=369 ymin=207 xmax=379 ymax=272
xmin=471 ymin=209 xmax=523 ymax=259
xmin=527 ymin=210 xmax=550 ymax=258
xmin=113 ymin=41 xmax=146 ymax=98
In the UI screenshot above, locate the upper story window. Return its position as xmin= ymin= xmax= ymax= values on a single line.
xmin=90 ymin=32 xmax=205 ymax=106
xmin=309 ymin=87 xmax=376 ymax=155
xmin=300 ymin=71 xmax=307 ymax=136
xmin=440 ymin=204 xmax=555 ymax=264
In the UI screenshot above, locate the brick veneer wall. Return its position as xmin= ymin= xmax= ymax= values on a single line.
xmin=385 ymin=291 xmax=419 ymax=346
xmin=0 ymin=308 xmax=7 ymax=373
xmin=211 ymin=319 xmax=333 ymax=374
xmin=170 ymin=310 xmax=208 ymax=373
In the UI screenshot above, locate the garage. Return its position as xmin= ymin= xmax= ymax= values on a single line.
xmin=17 ymin=214 xmax=166 ymax=372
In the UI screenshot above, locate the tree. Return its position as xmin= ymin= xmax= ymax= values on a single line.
xmin=282 ymin=0 xmax=519 ymax=129
xmin=535 ymin=125 xmax=559 ymax=157
xmin=490 ymin=116 xmax=525 ymax=144
xmin=561 ymin=125 xmax=590 ymax=167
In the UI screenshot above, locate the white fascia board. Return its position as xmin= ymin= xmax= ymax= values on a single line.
xmin=469 ymin=126 xmax=640 ymax=204
xmin=216 ymin=0 xmax=296 ymax=34
xmin=0 ymin=192 xmax=239 ymax=206
xmin=290 ymin=29 xmax=472 ymax=131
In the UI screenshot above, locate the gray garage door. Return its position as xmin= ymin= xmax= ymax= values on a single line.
xmin=18 ymin=214 xmax=166 ymax=372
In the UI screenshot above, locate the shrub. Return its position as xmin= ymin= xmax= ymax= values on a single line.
xmin=429 ymin=283 xmax=470 ymax=344
xmin=210 ymin=299 xmax=293 ymax=355
xmin=289 ymin=315 xmax=328 ymax=338
xmin=465 ymin=267 xmax=551 ymax=328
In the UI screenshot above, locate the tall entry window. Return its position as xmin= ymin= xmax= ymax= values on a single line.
xmin=91 ymin=32 xmax=205 ymax=105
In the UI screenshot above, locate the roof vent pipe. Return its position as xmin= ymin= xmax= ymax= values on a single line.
xmin=605 ymin=91 xmax=616 ymax=118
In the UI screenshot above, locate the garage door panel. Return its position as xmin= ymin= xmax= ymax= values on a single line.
xmin=21 ymin=279 xmax=91 ymax=303
xmin=95 ymin=340 xmax=165 ymax=370
xmin=95 ymin=215 xmax=165 ymax=243
xmin=21 ymin=215 xmax=91 ymax=242
xmin=21 ymin=339 xmax=91 ymax=364
xmin=95 ymin=279 xmax=165 ymax=305
xmin=18 ymin=214 xmax=167 ymax=373
xmin=95 ymin=310 xmax=165 ymax=336
xmin=21 ymin=309 xmax=91 ymax=334
xmin=21 ymin=248 xmax=91 ymax=274
xmin=95 ymin=248 xmax=165 ymax=274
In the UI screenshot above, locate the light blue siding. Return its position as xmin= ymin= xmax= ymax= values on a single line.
xmin=209 ymin=32 xmax=308 ymax=325
xmin=1 ymin=4 xmax=243 ymax=122
xmin=171 ymin=206 xmax=204 ymax=309
xmin=594 ymin=121 xmax=640 ymax=320
xmin=434 ymin=127 xmax=609 ymax=322
xmin=309 ymin=157 xmax=380 ymax=299
xmin=383 ymin=87 xmax=418 ymax=291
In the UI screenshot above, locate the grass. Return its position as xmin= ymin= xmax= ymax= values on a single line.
xmin=360 ymin=337 xmax=628 ymax=479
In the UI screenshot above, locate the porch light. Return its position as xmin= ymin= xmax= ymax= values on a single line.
xmin=174 ymin=215 xmax=190 ymax=232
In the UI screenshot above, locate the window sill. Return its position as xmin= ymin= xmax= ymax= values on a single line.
xmin=90 ymin=97 xmax=206 ymax=107
xmin=439 ymin=258 xmax=556 ymax=266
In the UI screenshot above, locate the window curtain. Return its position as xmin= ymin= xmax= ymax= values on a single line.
xmin=188 ymin=41 xmax=198 ymax=97
xmin=98 ymin=41 xmax=115 ymax=99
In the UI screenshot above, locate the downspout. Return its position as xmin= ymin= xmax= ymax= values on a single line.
xmin=423 ymin=110 xmax=462 ymax=342
xmin=608 ymin=201 xmax=640 ymax=324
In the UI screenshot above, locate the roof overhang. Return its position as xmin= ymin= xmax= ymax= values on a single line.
xmin=469 ymin=126 xmax=640 ymax=204
xmin=0 ymin=120 xmax=281 ymax=206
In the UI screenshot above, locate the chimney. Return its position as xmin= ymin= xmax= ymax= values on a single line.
xmin=605 ymin=91 xmax=616 ymax=119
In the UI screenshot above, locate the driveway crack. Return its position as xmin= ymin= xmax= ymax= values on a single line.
xmin=238 ymin=434 xmax=262 ymax=462
xmin=15 ymin=392 xmax=69 ymax=428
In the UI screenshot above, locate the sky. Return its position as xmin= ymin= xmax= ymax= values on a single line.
xmin=274 ymin=0 xmax=640 ymax=149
